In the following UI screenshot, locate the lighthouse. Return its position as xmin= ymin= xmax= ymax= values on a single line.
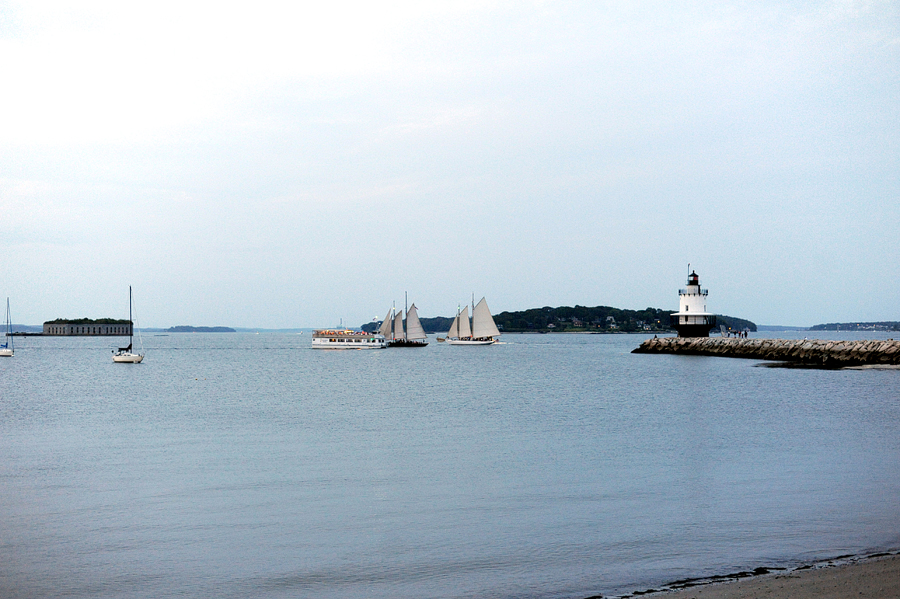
xmin=670 ymin=270 xmax=717 ymax=337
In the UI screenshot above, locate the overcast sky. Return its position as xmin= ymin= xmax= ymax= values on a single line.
xmin=1 ymin=0 xmax=897 ymax=328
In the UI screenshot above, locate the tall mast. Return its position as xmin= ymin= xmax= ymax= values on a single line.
xmin=129 ymin=285 xmax=133 ymax=347
xmin=405 ymin=292 xmax=408 ymax=341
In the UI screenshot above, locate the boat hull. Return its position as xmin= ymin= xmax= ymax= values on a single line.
xmin=447 ymin=338 xmax=497 ymax=345
xmin=311 ymin=331 xmax=388 ymax=349
xmin=311 ymin=342 xmax=386 ymax=349
xmin=113 ymin=353 xmax=144 ymax=363
xmin=0 ymin=348 xmax=12 ymax=357
xmin=389 ymin=339 xmax=428 ymax=348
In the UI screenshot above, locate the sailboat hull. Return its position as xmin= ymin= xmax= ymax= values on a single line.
xmin=389 ymin=339 xmax=428 ymax=347
xmin=113 ymin=353 xmax=144 ymax=363
xmin=447 ymin=338 xmax=496 ymax=345
xmin=0 ymin=348 xmax=13 ymax=357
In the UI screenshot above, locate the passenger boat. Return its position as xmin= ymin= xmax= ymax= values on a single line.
xmin=0 ymin=298 xmax=13 ymax=357
xmin=311 ymin=329 xmax=388 ymax=349
xmin=112 ymin=286 xmax=144 ymax=363
xmin=447 ymin=297 xmax=500 ymax=345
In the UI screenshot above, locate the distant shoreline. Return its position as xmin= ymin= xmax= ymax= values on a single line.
xmin=163 ymin=326 xmax=236 ymax=333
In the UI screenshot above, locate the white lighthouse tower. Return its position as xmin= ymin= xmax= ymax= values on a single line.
xmin=670 ymin=269 xmax=716 ymax=337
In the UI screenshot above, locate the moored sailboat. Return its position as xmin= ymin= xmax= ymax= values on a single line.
xmin=0 ymin=298 xmax=13 ymax=357
xmin=447 ymin=297 xmax=500 ymax=345
xmin=112 ymin=286 xmax=144 ymax=363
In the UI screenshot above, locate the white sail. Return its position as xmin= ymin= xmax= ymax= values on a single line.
xmin=378 ymin=309 xmax=393 ymax=337
xmin=394 ymin=311 xmax=404 ymax=340
xmin=457 ymin=305 xmax=471 ymax=339
xmin=447 ymin=313 xmax=459 ymax=338
xmin=405 ymin=304 xmax=427 ymax=340
xmin=472 ymin=297 xmax=500 ymax=339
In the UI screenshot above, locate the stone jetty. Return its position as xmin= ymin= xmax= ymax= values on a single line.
xmin=632 ymin=337 xmax=900 ymax=368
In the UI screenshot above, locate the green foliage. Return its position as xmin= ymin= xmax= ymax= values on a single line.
xmin=362 ymin=306 xmax=756 ymax=333
xmin=361 ymin=316 xmax=454 ymax=334
xmin=716 ymin=315 xmax=758 ymax=333
xmin=809 ymin=321 xmax=900 ymax=331
xmin=166 ymin=326 xmax=236 ymax=333
xmin=44 ymin=318 xmax=131 ymax=324
xmin=493 ymin=305 xmax=673 ymax=332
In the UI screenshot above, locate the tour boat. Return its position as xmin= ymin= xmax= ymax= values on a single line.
xmin=311 ymin=329 xmax=388 ymax=349
xmin=446 ymin=297 xmax=500 ymax=345
xmin=112 ymin=286 xmax=144 ymax=363
xmin=379 ymin=294 xmax=428 ymax=347
xmin=0 ymin=298 xmax=13 ymax=357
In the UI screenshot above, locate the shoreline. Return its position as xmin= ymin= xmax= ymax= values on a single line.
xmin=604 ymin=551 xmax=900 ymax=599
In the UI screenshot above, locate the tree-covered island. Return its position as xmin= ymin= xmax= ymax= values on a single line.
xmin=44 ymin=318 xmax=131 ymax=324
xmin=809 ymin=321 xmax=900 ymax=331
xmin=362 ymin=305 xmax=756 ymax=334
xmin=165 ymin=326 xmax=236 ymax=333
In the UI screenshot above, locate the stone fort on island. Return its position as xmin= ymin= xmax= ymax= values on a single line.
xmin=43 ymin=320 xmax=133 ymax=336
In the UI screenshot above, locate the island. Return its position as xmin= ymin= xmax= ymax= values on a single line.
xmin=165 ymin=326 xmax=236 ymax=333
xmin=809 ymin=321 xmax=900 ymax=332
xmin=362 ymin=305 xmax=756 ymax=334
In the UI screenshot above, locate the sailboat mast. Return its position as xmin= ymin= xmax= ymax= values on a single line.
xmin=405 ymin=292 xmax=408 ymax=341
xmin=129 ymin=285 xmax=133 ymax=347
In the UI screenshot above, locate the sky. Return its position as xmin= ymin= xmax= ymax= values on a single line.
xmin=1 ymin=0 xmax=898 ymax=329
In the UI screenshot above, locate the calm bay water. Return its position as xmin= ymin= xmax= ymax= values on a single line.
xmin=2 ymin=332 xmax=899 ymax=598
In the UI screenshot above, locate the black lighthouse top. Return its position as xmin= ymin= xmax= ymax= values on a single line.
xmin=687 ymin=271 xmax=700 ymax=286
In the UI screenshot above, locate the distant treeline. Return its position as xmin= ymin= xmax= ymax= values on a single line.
xmin=809 ymin=321 xmax=900 ymax=331
xmin=44 ymin=318 xmax=130 ymax=324
xmin=362 ymin=306 xmax=756 ymax=334
xmin=166 ymin=326 xmax=236 ymax=333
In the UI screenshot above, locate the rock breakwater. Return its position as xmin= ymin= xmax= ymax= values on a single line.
xmin=632 ymin=337 xmax=900 ymax=368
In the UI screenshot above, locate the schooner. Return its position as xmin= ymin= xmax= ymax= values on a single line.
xmin=446 ymin=297 xmax=500 ymax=345
xmin=379 ymin=294 xmax=428 ymax=347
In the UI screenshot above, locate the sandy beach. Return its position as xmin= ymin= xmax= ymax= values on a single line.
xmin=655 ymin=554 xmax=900 ymax=599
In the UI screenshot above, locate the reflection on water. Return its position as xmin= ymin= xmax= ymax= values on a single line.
xmin=1 ymin=332 xmax=899 ymax=598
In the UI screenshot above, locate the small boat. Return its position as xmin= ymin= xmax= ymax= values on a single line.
xmin=447 ymin=297 xmax=500 ymax=345
xmin=0 ymin=298 xmax=13 ymax=357
xmin=379 ymin=293 xmax=428 ymax=347
xmin=311 ymin=329 xmax=388 ymax=349
xmin=112 ymin=286 xmax=144 ymax=363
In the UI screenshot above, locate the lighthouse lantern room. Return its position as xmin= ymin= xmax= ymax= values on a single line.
xmin=670 ymin=269 xmax=717 ymax=337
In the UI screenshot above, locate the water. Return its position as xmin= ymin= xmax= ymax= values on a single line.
xmin=2 ymin=332 xmax=899 ymax=598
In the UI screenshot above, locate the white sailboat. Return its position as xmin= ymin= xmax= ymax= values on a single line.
xmin=447 ymin=297 xmax=500 ymax=345
xmin=0 ymin=298 xmax=13 ymax=357
xmin=112 ymin=286 xmax=144 ymax=363
xmin=379 ymin=293 xmax=428 ymax=347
